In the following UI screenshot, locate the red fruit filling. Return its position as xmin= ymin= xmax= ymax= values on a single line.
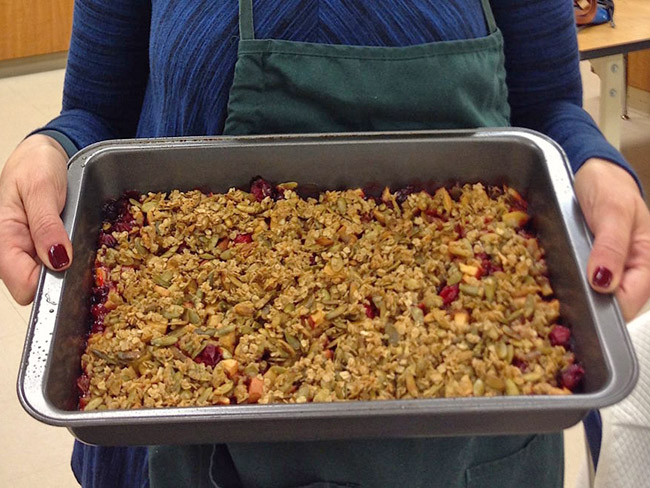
xmin=250 ymin=177 xmax=276 ymax=202
xmin=364 ymin=300 xmax=379 ymax=319
xmin=549 ymin=325 xmax=571 ymax=348
xmin=195 ymin=344 xmax=222 ymax=367
xmin=394 ymin=185 xmax=416 ymax=205
xmin=439 ymin=284 xmax=460 ymax=306
xmin=77 ymin=373 xmax=90 ymax=397
xmin=234 ymin=233 xmax=253 ymax=244
xmin=560 ymin=364 xmax=585 ymax=391
xmin=98 ymin=232 xmax=118 ymax=248
xmin=512 ymin=357 xmax=528 ymax=371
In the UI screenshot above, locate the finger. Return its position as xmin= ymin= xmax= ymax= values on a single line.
xmin=21 ymin=174 xmax=73 ymax=272
xmin=0 ymin=249 xmax=41 ymax=305
xmin=616 ymin=268 xmax=650 ymax=321
xmin=615 ymin=225 xmax=650 ymax=321
xmin=586 ymin=201 xmax=633 ymax=293
xmin=0 ymin=221 xmax=41 ymax=305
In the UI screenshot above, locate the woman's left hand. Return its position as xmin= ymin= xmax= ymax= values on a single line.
xmin=574 ymin=158 xmax=650 ymax=321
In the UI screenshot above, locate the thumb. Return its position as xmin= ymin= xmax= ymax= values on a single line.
xmin=22 ymin=174 xmax=72 ymax=272
xmin=586 ymin=200 xmax=632 ymax=293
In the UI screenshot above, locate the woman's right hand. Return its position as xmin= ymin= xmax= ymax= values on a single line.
xmin=0 ymin=134 xmax=72 ymax=305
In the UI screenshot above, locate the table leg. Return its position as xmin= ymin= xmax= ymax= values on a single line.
xmin=589 ymin=54 xmax=625 ymax=149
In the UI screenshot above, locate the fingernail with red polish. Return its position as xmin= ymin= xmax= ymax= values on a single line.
xmin=592 ymin=266 xmax=613 ymax=288
xmin=48 ymin=244 xmax=70 ymax=270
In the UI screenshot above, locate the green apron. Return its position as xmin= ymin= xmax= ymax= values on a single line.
xmin=150 ymin=0 xmax=563 ymax=486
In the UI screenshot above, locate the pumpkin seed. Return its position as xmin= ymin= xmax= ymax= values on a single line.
xmin=473 ymin=379 xmax=485 ymax=396
xmin=411 ymin=306 xmax=424 ymax=324
xmin=244 ymin=363 xmax=259 ymax=377
xmin=134 ymin=239 xmax=148 ymax=256
xmin=284 ymin=331 xmax=301 ymax=350
xmin=162 ymin=305 xmax=184 ymax=319
xmin=484 ymin=278 xmax=496 ymax=302
xmin=196 ymin=328 xmax=216 ymax=336
xmin=215 ymin=324 xmax=236 ymax=336
xmin=485 ymin=375 xmax=505 ymax=391
xmin=141 ymin=201 xmax=157 ymax=213
xmin=496 ymin=341 xmax=508 ymax=360
xmin=325 ymin=305 xmax=346 ymax=320
xmin=524 ymin=294 xmax=535 ymax=318
xmin=186 ymin=308 xmax=201 ymax=325
xmin=161 ymin=245 xmax=179 ymax=259
xmin=447 ymin=270 xmax=463 ymax=285
xmin=84 ymin=397 xmax=104 ymax=411
xmin=197 ymin=387 xmax=213 ymax=404
xmin=459 ymin=283 xmax=480 ymax=297
xmin=91 ymin=349 xmax=116 ymax=364
xmin=151 ymin=335 xmax=179 ymax=347
xmin=336 ymin=198 xmax=347 ymax=214
xmin=214 ymin=382 xmax=234 ymax=396
xmin=505 ymin=379 xmax=519 ymax=396
xmin=116 ymin=351 xmax=141 ymax=363
xmin=385 ymin=322 xmax=400 ymax=346
xmin=504 ymin=309 xmax=524 ymax=323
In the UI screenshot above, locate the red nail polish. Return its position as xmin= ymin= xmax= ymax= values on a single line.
xmin=592 ymin=266 xmax=613 ymax=288
xmin=48 ymin=244 xmax=70 ymax=270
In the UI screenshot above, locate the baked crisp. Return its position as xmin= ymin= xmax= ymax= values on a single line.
xmin=78 ymin=179 xmax=583 ymax=410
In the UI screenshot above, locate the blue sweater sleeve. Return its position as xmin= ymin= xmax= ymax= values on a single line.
xmin=491 ymin=0 xmax=637 ymax=184
xmin=35 ymin=0 xmax=151 ymax=149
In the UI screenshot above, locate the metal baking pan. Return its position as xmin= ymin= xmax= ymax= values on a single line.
xmin=18 ymin=129 xmax=638 ymax=446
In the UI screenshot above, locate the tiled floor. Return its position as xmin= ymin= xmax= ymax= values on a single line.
xmin=0 ymin=63 xmax=649 ymax=488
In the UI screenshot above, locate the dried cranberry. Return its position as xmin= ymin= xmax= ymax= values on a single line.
xmin=250 ymin=177 xmax=276 ymax=202
xmin=394 ymin=185 xmax=416 ymax=205
xmin=439 ymin=284 xmax=460 ymax=306
xmin=91 ymin=320 xmax=105 ymax=334
xmin=113 ymin=215 xmax=135 ymax=233
xmin=77 ymin=374 xmax=90 ymax=396
xmin=560 ymin=364 xmax=585 ymax=391
xmin=103 ymin=193 xmax=135 ymax=222
xmin=91 ymin=286 xmax=110 ymax=304
xmin=512 ymin=357 xmax=528 ymax=371
xmin=417 ymin=303 xmax=427 ymax=314
xmin=364 ymin=300 xmax=379 ymax=319
xmin=98 ymin=232 xmax=118 ymax=248
xmin=91 ymin=304 xmax=108 ymax=320
xmin=476 ymin=252 xmax=501 ymax=276
xmin=234 ymin=233 xmax=253 ymax=244
xmin=455 ymin=223 xmax=464 ymax=238
xmin=549 ymin=325 xmax=572 ymax=348
xmin=362 ymin=182 xmax=383 ymax=202
xmin=195 ymin=344 xmax=222 ymax=367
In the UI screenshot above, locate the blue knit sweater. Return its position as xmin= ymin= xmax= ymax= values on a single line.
xmin=38 ymin=0 xmax=631 ymax=178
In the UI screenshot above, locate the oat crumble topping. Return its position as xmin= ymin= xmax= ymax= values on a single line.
xmin=78 ymin=180 xmax=581 ymax=411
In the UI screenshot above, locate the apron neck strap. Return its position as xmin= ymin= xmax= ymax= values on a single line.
xmin=479 ymin=0 xmax=498 ymax=33
xmin=239 ymin=0 xmax=256 ymax=40
xmin=237 ymin=0 xmax=497 ymax=40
